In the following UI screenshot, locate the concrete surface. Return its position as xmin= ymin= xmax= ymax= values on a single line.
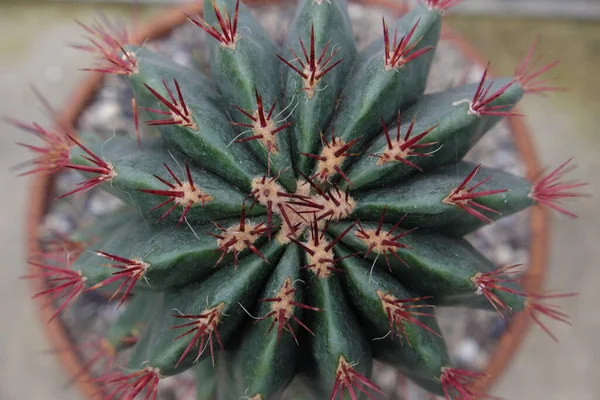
xmin=0 ymin=3 xmax=598 ymax=400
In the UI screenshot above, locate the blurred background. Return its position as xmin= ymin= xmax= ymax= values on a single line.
xmin=0 ymin=1 xmax=598 ymax=399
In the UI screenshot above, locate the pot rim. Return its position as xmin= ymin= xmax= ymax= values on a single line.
xmin=24 ymin=1 xmax=549 ymax=399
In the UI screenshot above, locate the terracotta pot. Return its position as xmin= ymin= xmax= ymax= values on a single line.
xmin=25 ymin=1 xmax=549 ymax=399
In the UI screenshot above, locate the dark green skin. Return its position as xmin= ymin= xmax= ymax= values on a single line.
xmin=70 ymin=135 xmax=264 ymax=223
xmin=347 ymin=80 xmax=524 ymax=191
xmin=305 ymin=270 xmax=374 ymax=400
xmin=77 ymin=215 xmax=273 ymax=290
xmin=335 ymin=244 xmax=449 ymax=379
xmin=204 ymin=0 xmax=296 ymax=192
xmin=124 ymin=290 xmax=167 ymax=370
xmin=330 ymin=222 xmax=526 ymax=314
xmin=127 ymin=46 xmax=264 ymax=192
xmin=127 ymin=46 xmax=220 ymax=107
xmin=127 ymin=240 xmax=284 ymax=376
xmin=68 ymin=204 xmax=139 ymax=242
xmin=63 ymin=205 xmax=139 ymax=271
xmin=330 ymin=6 xmax=441 ymax=159
xmin=228 ymin=244 xmax=303 ymax=399
xmin=207 ymin=352 xmax=240 ymax=400
xmin=106 ymin=292 xmax=155 ymax=351
xmin=74 ymin=214 xmax=149 ymax=288
xmin=195 ymin=358 xmax=217 ymax=400
xmin=353 ymin=161 xmax=535 ymax=236
xmin=283 ymin=0 xmax=357 ymax=176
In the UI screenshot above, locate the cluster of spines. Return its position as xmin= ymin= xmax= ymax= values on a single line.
xmin=74 ymin=17 xmax=137 ymax=75
xmin=442 ymin=164 xmax=509 ymax=223
xmin=138 ymin=162 xmax=214 ymax=226
xmin=530 ymin=158 xmax=587 ymax=218
xmin=256 ymin=278 xmax=321 ymax=344
xmin=514 ymin=39 xmax=564 ymax=94
xmin=24 ymin=259 xmax=87 ymax=322
xmin=232 ymin=89 xmax=293 ymax=154
xmin=6 ymin=120 xmax=72 ymax=176
xmin=300 ymin=128 xmax=360 ymax=185
xmin=373 ymin=114 xmax=438 ymax=170
xmin=331 ymin=356 xmax=384 ymax=400
xmin=58 ymin=134 xmax=117 ymax=199
xmin=171 ymin=303 xmax=226 ymax=366
xmin=378 ymin=290 xmax=440 ymax=343
xmin=278 ymin=25 xmax=344 ymax=99
xmin=96 ymin=367 xmax=160 ymax=400
xmin=85 ymin=251 xmax=150 ymax=307
xmin=382 ymin=19 xmax=434 ymax=72
xmin=439 ymin=368 xmax=497 ymax=400
xmin=209 ymin=204 xmax=269 ymax=265
xmin=470 ymin=265 xmax=577 ymax=343
xmin=355 ymin=207 xmax=416 ymax=270
xmin=187 ymin=0 xmax=240 ymax=49
xmin=143 ymin=80 xmax=198 ymax=131
xmin=295 ymin=218 xmax=357 ymax=278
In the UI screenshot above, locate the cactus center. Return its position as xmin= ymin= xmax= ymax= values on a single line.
xmin=251 ymin=176 xmax=287 ymax=208
xmin=315 ymin=188 xmax=356 ymax=221
xmin=251 ymin=177 xmax=307 ymax=244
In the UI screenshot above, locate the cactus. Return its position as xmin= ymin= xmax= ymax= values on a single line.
xmin=18 ymin=0 xmax=586 ymax=399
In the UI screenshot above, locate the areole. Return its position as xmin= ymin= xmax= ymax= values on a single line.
xmin=24 ymin=1 xmax=550 ymax=399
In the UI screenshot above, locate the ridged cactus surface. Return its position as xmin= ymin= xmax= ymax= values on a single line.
xmin=19 ymin=1 xmax=585 ymax=399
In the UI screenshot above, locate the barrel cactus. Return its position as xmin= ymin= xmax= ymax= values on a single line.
xmin=19 ymin=0 xmax=584 ymax=399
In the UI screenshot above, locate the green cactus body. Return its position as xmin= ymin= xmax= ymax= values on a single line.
xmin=212 ymin=244 xmax=305 ymax=399
xmin=22 ymin=1 xmax=585 ymax=399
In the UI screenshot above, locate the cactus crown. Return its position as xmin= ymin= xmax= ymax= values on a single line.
xmin=20 ymin=1 xmax=585 ymax=399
